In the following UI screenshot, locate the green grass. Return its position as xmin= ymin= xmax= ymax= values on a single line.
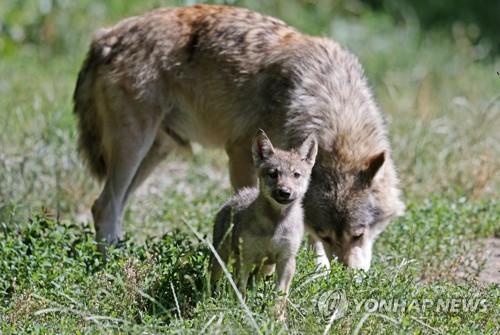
xmin=1 ymin=199 xmax=498 ymax=333
xmin=0 ymin=0 xmax=499 ymax=334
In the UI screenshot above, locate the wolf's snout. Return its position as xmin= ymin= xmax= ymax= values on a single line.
xmin=344 ymin=246 xmax=372 ymax=271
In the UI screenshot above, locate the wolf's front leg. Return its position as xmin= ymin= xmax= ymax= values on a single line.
xmin=275 ymin=257 xmax=296 ymax=321
xmin=308 ymin=235 xmax=331 ymax=270
xmin=226 ymin=140 xmax=257 ymax=190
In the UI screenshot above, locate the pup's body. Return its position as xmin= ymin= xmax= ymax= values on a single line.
xmin=74 ymin=4 xmax=404 ymax=268
xmin=211 ymin=131 xmax=317 ymax=319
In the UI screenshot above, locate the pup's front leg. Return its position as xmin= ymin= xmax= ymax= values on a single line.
xmin=235 ymin=259 xmax=252 ymax=300
xmin=275 ymin=257 xmax=296 ymax=321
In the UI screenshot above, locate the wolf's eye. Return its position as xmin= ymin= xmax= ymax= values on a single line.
xmin=268 ymin=170 xmax=278 ymax=179
xmin=321 ymin=236 xmax=333 ymax=244
xmin=351 ymin=233 xmax=364 ymax=241
xmin=293 ymin=172 xmax=301 ymax=178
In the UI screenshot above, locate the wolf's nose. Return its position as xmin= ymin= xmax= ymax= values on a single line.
xmin=277 ymin=188 xmax=291 ymax=199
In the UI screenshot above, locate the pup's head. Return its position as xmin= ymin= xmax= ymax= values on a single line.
xmin=252 ymin=130 xmax=318 ymax=206
xmin=304 ymin=151 xmax=404 ymax=271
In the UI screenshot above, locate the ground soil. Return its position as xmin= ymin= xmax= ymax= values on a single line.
xmin=478 ymin=238 xmax=500 ymax=284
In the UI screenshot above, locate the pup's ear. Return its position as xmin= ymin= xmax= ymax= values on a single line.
xmin=298 ymin=134 xmax=318 ymax=165
xmin=252 ymin=129 xmax=275 ymax=166
xmin=360 ymin=151 xmax=385 ymax=185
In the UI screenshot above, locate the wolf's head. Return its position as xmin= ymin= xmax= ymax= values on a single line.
xmin=304 ymin=150 xmax=404 ymax=271
xmin=252 ymin=130 xmax=318 ymax=207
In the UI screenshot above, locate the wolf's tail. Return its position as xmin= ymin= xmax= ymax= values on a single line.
xmin=73 ymin=36 xmax=110 ymax=181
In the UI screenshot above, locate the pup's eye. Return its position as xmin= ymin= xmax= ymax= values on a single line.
xmin=268 ymin=170 xmax=278 ymax=179
xmin=293 ymin=172 xmax=301 ymax=178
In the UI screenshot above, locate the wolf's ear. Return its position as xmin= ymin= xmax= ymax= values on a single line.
xmin=360 ymin=151 xmax=385 ymax=185
xmin=252 ymin=129 xmax=275 ymax=166
xmin=298 ymin=135 xmax=318 ymax=165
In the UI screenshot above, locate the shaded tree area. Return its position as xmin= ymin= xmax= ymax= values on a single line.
xmin=1 ymin=1 xmax=499 ymax=57
xmin=363 ymin=0 xmax=500 ymax=54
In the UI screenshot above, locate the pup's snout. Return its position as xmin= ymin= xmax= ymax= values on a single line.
xmin=273 ymin=188 xmax=293 ymax=204
xmin=277 ymin=188 xmax=291 ymax=199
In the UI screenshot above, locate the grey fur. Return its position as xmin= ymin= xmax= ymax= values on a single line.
xmin=73 ymin=4 xmax=404 ymax=266
xmin=211 ymin=130 xmax=317 ymax=320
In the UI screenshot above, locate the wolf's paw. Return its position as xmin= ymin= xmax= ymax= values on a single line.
xmin=315 ymin=254 xmax=331 ymax=271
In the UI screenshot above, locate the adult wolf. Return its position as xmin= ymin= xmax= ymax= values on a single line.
xmin=74 ymin=4 xmax=404 ymax=269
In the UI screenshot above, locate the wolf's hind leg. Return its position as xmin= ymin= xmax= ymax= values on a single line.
xmin=123 ymin=129 xmax=176 ymax=202
xmin=91 ymin=87 xmax=161 ymax=251
xmin=92 ymin=137 xmax=155 ymax=249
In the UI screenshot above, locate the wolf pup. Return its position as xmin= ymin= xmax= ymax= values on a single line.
xmin=74 ymin=4 xmax=404 ymax=269
xmin=211 ymin=130 xmax=317 ymax=319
